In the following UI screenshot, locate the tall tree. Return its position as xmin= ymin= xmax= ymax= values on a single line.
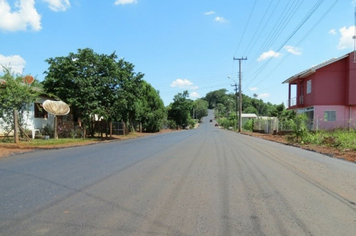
xmin=43 ymin=48 xmax=128 ymax=136
xmin=168 ymin=91 xmax=193 ymax=128
xmin=137 ymin=81 xmax=166 ymax=132
xmin=43 ymin=48 xmax=164 ymax=136
xmin=204 ymin=89 xmax=228 ymax=109
xmin=115 ymin=59 xmax=144 ymax=131
xmin=0 ymin=68 xmax=38 ymax=139
xmin=192 ymin=99 xmax=208 ymax=120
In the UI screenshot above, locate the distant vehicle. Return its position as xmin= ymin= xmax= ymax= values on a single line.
xmin=215 ymin=123 xmax=218 ymax=127
xmin=210 ymin=119 xmax=213 ymax=122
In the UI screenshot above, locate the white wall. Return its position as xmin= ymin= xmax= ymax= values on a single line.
xmin=0 ymin=96 xmax=55 ymax=138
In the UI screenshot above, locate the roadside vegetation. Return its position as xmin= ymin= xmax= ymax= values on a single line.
xmin=203 ymin=89 xmax=356 ymax=153
xmin=2 ymin=49 xmax=356 ymax=154
xmin=288 ymin=118 xmax=356 ymax=151
xmin=0 ymin=48 xmax=208 ymax=144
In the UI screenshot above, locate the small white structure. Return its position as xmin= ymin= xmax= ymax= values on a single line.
xmin=0 ymin=95 xmax=56 ymax=139
xmin=241 ymin=113 xmax=258 ymax=126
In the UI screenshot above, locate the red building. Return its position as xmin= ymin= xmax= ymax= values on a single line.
xmin=283 ymin=51 xmax=356 ymax=130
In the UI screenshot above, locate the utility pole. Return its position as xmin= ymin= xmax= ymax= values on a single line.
xmin=233 ymin=57 xmax=247 ymax=132
xmin=231 ymin=82 xmax=238 ymax=131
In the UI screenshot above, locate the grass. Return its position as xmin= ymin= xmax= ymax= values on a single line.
xmin=300 ymin=129 xmax=356 ymax=150
xmin=0 ymin=138 xmax=99 ymax=148
xmin=21 ymin=138 xmax=98 ymax=147
xmin=1 ymin=131 xmax=153 ymax=148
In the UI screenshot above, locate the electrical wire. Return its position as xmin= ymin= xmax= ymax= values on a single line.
xmin=233 ymin=0 xmax=258 ymax=56
xmin=244 ymin=0 xmax=326 ymax=87
xmin=248 ymin=0 xmax=341 ymax=90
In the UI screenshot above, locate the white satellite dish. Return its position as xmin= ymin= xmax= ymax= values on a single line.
xmin=43 ymin=100 xmax=70 ymax=116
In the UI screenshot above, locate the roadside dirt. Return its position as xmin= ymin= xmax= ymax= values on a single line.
xmin=242 ymin=132 xmax=356 ymax=163
xmin=1 ymin=130 xmax=356 ymax=163
xmin=0 ymin=130 xmax=175 ymax=159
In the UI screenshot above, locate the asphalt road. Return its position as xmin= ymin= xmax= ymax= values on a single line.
xmin=1 ymin=112 xmax=356 ymax=235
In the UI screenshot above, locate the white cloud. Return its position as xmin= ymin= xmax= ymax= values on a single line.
xmin=43 ymin=0 xmax=70 ymax=12
xmin=190 ymin=91 xmax=200 ymax=99
xmin=283 ymin=46 xmax=301 ymax=55
xmin=114 ymin=0 xmax=137 ymax=5
xmin=249 ymin=87 xmax=258 ymax=92
xmin=205 ymin=11 xmax=215 ymax=15
xmin=0 ymin=0 xmax=42 ymax=32
xmin=258 ymin=93 xmax=270 ymax=98
xmin=257 ymin=50 xmax=282 ymax=61
xmin=0 ymin=54 xmax=26 ymax=74
xmin=337 ymin=26 xmax=354 ymax=50
xmin=329 ymin=29 xmax=336 ymax=35
xmin=214 ymin=16 xmax=228 ymax=23
xmin=170 ymin=79 xmax=199 ymax=89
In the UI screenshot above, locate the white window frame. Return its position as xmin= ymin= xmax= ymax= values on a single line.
xmin=324 ymin=110 xmax=336 ymax=122
xmin=306 ymin=80 xmax=312 ymax=94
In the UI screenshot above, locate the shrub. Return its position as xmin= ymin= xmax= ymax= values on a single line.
xmin=287 ymin=115 xmax=309 ymax=143
xmin=243 ymin=119 xmax=254 ymax=132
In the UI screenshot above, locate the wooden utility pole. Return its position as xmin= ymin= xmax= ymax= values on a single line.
xmin=13 ymin=109 xmax=19 ymax=144
xmin=231 ymin=82 xmax=238 ymax=131
xmin=233 ymin=57 xmax=247 ymax=132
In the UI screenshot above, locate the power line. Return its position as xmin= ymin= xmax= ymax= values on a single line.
xmin=244 ymin=0 xmax=326 ymax=87
xmin=245 ymin=0 xmax=304 ymax=73
xmin=233 ymin=0 xmax=258 ymax=56
xmin=248 ymin=0 xmax=341 ymax=89
xmin=243 ymin=0 xmax=282 ymax=57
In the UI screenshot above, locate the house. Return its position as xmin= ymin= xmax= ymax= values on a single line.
xmin=0 ymin=94 xmax=57 ymax=138
xmin=282 ymin=51 xmax=356 ymax=130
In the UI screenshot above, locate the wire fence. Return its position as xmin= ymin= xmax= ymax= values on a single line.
xmin=253 ymin=118 xmax=356 ymax=134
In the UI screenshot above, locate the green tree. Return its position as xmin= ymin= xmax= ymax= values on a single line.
xmin=204 ymin=89 xmax=228 ymax=109
xmin=0 ymin=68 xmax=38 ymax=139
xmin=44 ymin=48 xmax=114 ymax=136
xmin=192 ymin=99 xmax=208 ymax=120
xmin=43 ymin=48 xmax=147 ymax=137
xmin=215 ymin=103 xmax=226 ymax=118
xmin=168 ymin=91 xmax=193 ymax=128
xmin=137 ymin=81 xmax=166 ymax=132
xmin=115 ymin=59 xmax=145 ymax=131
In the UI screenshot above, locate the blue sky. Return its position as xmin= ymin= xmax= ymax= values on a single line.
xmin=0 ymin=0 xmax=355 ymax=106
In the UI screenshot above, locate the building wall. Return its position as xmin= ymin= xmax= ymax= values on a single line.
xmin=32 ymin=97 xmax=55 ymax=131
xmin=302 ymin=74 xmax=316 ymax=107
xmin=347 ymin=54 xmax=356 ymax=105
xmin=312 ymin=58 xmax=347 ymax=106
xmin=0 ymin=96 xmax=55 ymax=137
xmin=313 ymin=105 xmax=356 ymax=130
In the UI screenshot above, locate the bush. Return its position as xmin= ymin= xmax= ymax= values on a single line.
xmin=166 ymin=120 xmax=177 ymax=129
xmin=280 ymin=119 xmax=295 ymax=131
xmin=243 ymin=119 xmax=254 ymax=132
xmin=187 ymin=117 xmax=196 ymax=129
xmin=218 ymin=117 xmax=236 ymax=130
xmin=286 ymin=115 xmax=309 ymax=143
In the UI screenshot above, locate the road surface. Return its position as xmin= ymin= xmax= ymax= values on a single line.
xmin=1 ymin=112 xmax=356 ymax=235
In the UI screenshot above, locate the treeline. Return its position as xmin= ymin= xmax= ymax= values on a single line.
xmin=1 ymin=48 xmax=293 ymax=137
xmin=204 ymin=89 xmax=294 ymax=119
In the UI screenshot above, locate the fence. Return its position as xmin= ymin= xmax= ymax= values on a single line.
xmin=94 ymin=121 xmax=127 ymax=136
xmin=253 ymin=118 xmax=356 ymax=134
xmin=253 ymin=119 xmax=279 ymax=134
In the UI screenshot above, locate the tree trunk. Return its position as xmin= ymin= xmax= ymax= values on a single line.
xmin=54 ymin=116 xmax=58 ymax=139
xmin=109 ymin=121 xmax=112 ymax=137
xmin=13 ymin=109 xmax=19 ymax=144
